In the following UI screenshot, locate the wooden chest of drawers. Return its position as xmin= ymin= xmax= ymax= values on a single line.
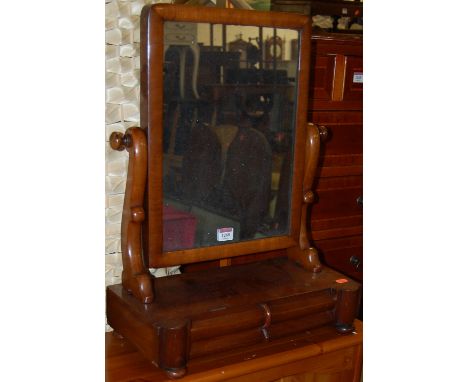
xmin=308 ymin=33 xmax=363 ymax=282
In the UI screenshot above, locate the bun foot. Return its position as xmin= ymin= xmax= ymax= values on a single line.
xmin=164 ymin=367 xmax=187 ymax=379
xmin=336 ymin=323 xmax=355 ymax=334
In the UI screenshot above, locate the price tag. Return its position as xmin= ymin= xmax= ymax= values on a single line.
xmin=217 ymin=227 xmax=234 ymax=242
xmin=353 ymin=72 xmax=363 ymax=83
xmin=335 ymin=278 xmax=349 ymax=284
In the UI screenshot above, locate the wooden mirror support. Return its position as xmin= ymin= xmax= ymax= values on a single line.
xmin=106 ymin=5 xmax=360 ymax=380
xmin=287 ymin=122 xmax=327 ymax=273
xmin=110 ymin=129 xmax=154 ymax=304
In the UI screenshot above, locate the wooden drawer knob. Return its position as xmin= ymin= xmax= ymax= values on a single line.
xmin=318 ymin=125 xmax=328 ymax=141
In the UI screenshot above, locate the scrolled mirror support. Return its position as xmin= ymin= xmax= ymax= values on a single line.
xmin=110 ymin=127 xmax=154 ymax=304
xmin=287 ymin=123 xmax=326 ymax=273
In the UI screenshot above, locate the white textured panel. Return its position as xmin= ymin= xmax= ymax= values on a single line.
xmin=120 ymin=70 xmax=139 ymax=87
xmin=106 ymin=86 xmax=139 ymax=104
xmin=166 ymin=266 xmax=181 ymax=276
xmin=106 ymin=236 xmax=121 ymax=254
xmin=118 ymin=1 xmax=132 ymax=17
xmin=106 ymin=28 xmax=122 ymax=45
xmin=106 ymin=28 xmax=133 ymax=46
xmin=106 ymin=222 xmax=121 ymax=237
xmin=106 ymin=206 xmax=123 ymax=225
xmin=106 ymin=72 xmax=121 ymax=89
xmin=106 ymin=153 xmax=128 ymax=176
xmin=105 ymin=103 xmax=122 ymax=124
xmin=131 ymin=1 xmax=146 ymax=16
xmin=122 ymin=86 xmax=139 ymax=102
xmin=106 ymin=57 xmax=121 ymax=73
xmin=106 ymin=57 xmax=134 ymax=74
xmin=122 ymin=102 xmax=139 ymax=122
xmin=149 ymin=266 xmax=181 ymax=278
xmin=106 ymin=252 xmax=123 ymax=286
xmin=106 ymin=44 xmax=119 ymax=60
xmin=105 ymin=0 xmax=120 ymax=19
xmin=134 ymin=56 xmax=141 ymax=70
xmin=120 ymin=57 xmax=135 ymax=73
xmin=106 ymin=87 xmax=125 ymax=104
xmin=120 ymin=43 xmax=139 ymax=57
xmin=106 ymin=193 xmax=125 ymax=208
xmin=150 ymin=268 xmax=168 ymax=278
xmin=106 ymin=17 xmax=118 ymax=31
xmin=106 ymin=175 xmax=127 ymax=195
xmin=118 ymin=16 xmax=140 ymax=30
xmin=133 ymin=26 xmax=141 ymax=43
xmin=120 ymin=28 xmax=134 ymax=45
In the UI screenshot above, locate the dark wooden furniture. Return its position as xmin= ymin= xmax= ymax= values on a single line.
xmin=308 ymin=33 xmax=363 ymax=283
xmin=106 ymin=319 xmax=363 ymax=381
xmin=106 ymin=5 xmax=361 ymax=380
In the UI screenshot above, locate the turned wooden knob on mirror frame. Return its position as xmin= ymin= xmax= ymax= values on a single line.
xmin=110 ymin=131 xmax=132 ymax=151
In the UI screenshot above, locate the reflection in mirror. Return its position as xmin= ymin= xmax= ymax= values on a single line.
xmin=161 ymin=22 xmax=299 ymax=251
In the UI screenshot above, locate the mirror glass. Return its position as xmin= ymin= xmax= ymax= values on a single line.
xmin=161 ymin=21 xmax=300 ymax=251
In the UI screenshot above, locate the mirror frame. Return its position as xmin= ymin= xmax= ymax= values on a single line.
xmin=140 ymin=4 xmax=312 ymax=268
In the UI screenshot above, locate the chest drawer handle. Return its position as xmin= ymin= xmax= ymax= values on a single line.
xmin=318 ymin=125 xmax=328 ymax=141
xmin=349 ymin=256 xmax=361 ymax=270
xmin=356 ymin=195 xmax=363 ymax=206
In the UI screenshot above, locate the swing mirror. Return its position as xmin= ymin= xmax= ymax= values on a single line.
xmin=141 ymin=5 xmax=311 ymax=268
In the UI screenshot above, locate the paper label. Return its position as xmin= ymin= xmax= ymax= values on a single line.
xmin=217 ymin=227 xmax=234 ymax=242
xmin=353 ymin=72 xmax=363 ymax=83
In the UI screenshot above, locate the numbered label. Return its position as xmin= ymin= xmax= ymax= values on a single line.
xmin=217 ymin=227 xmax=234 ymax=242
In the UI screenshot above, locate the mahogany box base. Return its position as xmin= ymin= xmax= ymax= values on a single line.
xmin=106 ymin=258 xmax=360 ymax=379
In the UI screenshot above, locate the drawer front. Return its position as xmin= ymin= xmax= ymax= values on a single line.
xmin=310 ymin=175 xmax=363 ymax=222
xmin=311 ymin=186 xmax=362 ymax=220
xmin=309 ymin=55 xmax=335 ymax=101
xmin=309 ymin=110 xmax=362 ymax=174
xmin=314 ymin=236 xmax=363 ymax=282
xmin=165 ymin=33 xmax=197 ymax=45
xmin=309 ymin=36 xmax=362 ymax=110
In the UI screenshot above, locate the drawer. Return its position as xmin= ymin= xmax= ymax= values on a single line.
xmin=165 ymin=33 xmax=197 ymax=45
xmin=310 ymin=182 xmax=363 ymax=222
xmin=308 ymin=47 xmax=362 ymax=110
xmin=314 ymin=236 xmax=363 ymax=282
xmin=309 ymin=55 xmax=335 ymax=101
xmin=310 ymin=111 xmax=362 ymax=158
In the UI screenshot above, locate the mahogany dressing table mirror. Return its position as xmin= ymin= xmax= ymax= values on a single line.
xmin=106 ymin=4 xmax=360 ymax=379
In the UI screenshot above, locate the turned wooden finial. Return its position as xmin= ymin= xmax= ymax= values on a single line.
xmin=303 ymin=190 xmax=315 ymax=204
xmin=110 ymin=131 xmax=132 ymax=151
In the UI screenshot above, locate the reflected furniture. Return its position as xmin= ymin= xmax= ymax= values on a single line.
xmin=271 ymin=0 xmax=363 ymax=33
xmin=106 ymin=5 xmax=361 ymax=380
xmin=164 ymin=22 xmax=200 ymax=99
